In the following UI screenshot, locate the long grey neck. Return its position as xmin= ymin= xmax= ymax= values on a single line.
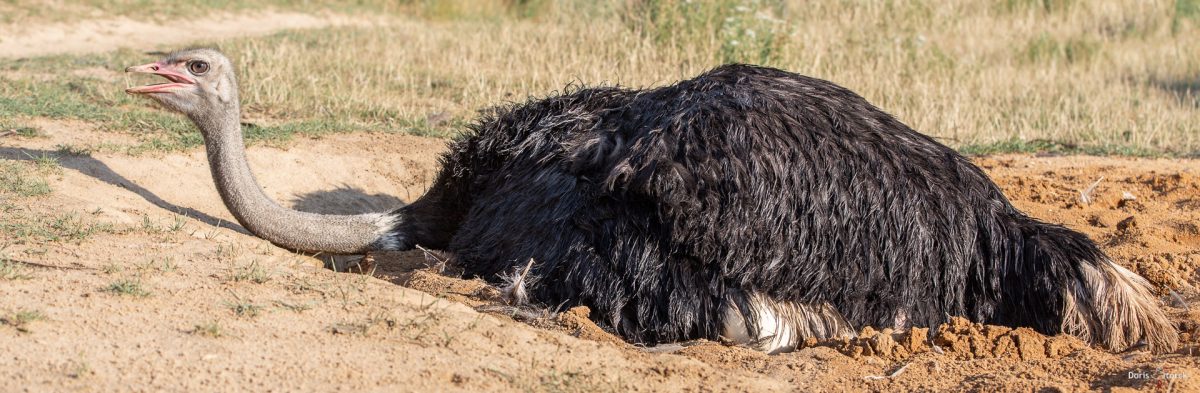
xmin=192 ymin=105 xmax=403 ymax=254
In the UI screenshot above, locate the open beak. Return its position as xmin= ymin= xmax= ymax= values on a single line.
xmin=125 ymin=62 xmax=195 ymax=95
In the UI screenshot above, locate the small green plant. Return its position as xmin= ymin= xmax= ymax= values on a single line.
xmin=0 ymin=123 xmax=40 ymax=138
xmin=49 ymin=214 xmax=111 ymax=242
xmin=192 ymin=321 xmax=224 ymax=337
xmin=160 ymin=257 xmax=177 ymax=273
xmin=0 ymin=211 xmax=113 ymax=243
xmin=27 ymin=153 xmax=61 ymax=174
xmin=224 ymin=290 xmax=263 ymax=318
xmin=1021 ymin=34 xmax=1100 ymax=64
xmin=229 ymin=260 xmax=272 ymax=284
xmin=169 ymin=214 xmax=187 ymax=232
xmin=54 ymin=144 xmax=93 ymax=156
xmin=0 ymin=161 xmax=52 ymax=197
xmin=274 ymin=300 xmax=314 ymax=313
xmin=134 ymin=257 xmax=176 ymax=273
xmin=226 ymin=301 xmax=263 ymax=318
xmin=1 ymin=309 xmax=46 ymax=333
xmin=1000 ymin=0 xmax=1075 ymax=13
xmin=328 ymin=310 xmax=398 ymax=336
xmin=0 ymin=255 xmax=32 ymax=280
xmin=105 ymin=279 xmax=150 ymax=297
xmin=101 ymin=261 xmax=124 ymax=275
xmin=139 ymin=215 xmax=160 ymax=233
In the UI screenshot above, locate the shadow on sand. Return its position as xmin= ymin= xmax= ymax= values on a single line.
xmin=1 ymin=146 xmax=410 ymax=233
xmin=0 ymin=145 xmax=249 ymax=233
xmin=1 ymin=143 xmax=429 ymax=274
xmin=289 ymin=186 xmax=406 ymax=215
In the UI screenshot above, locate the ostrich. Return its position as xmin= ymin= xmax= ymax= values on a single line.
xmin=126 ymin=48 xmax=1177 ymax=354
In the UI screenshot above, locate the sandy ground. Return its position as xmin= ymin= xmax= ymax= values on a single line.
xmin=1 ymin=120 xmax=1198 ymax=392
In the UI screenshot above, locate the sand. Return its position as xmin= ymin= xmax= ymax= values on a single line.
xmin=2 ymin=120 xmax=1198 ymax=392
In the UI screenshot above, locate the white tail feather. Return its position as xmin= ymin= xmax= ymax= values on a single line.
xmin=722 ymin=291 xmax=855 ymax=354
xmin=1062 ymin=259 xmax=1178 ymax=352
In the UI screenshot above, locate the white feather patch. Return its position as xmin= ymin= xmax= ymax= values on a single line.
xmin=722 ymin=292 xmax=855 ymax=354
xmin=366 ymin=212 xmax=405 ymax=251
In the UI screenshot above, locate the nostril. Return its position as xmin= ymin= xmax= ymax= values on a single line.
xmin=151 ymin=65 xmax=159 ymax=71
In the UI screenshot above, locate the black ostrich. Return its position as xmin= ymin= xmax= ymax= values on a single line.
xmin=126 ymin=49 xmax=1177 ymax=354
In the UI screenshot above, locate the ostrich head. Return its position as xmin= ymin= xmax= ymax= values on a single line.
xmin=126 ymin=48 xmax=238 ymax=120
xmin=122 ymin=48 xmax=402 ymax=255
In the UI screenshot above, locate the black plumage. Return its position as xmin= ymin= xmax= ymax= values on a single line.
xmin=387 ymin=64 xmax=1176 ymax=352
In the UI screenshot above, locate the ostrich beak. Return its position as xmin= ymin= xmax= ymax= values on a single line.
xmin=125 ymin=62 xmax=195 ymax=94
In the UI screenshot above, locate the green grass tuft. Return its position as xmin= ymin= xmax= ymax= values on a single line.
xmin=226 ymin=301 xmax=263 ymax=318
xmin=958 ymin=138 xmax=1169 ymax=157
xmin=1 ymin=309 xmax=45 ymax=333
xmin=105 ymin=279 xmax=151 ymax=297
xmin=192 ymin=321 xmax=224 ymax=337
xmin=0 ymin=255 xmax=32 ymax=280
xmin=0 ymin=118 xmax=41 ymax=137
xmin=1022 ymin=34 xmax=1100 ymax=64
xmin=0 ymin=211 xmax=114 ymax=244
xmin=228 ymin=260 xmax=272 ymax=284
xmin=0 ymin=161 xmax=52 ymax=197
xmin=1000 ymin=0 xmax=1075 ymax=13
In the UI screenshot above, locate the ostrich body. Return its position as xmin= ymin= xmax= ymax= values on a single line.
xmin=127 ymin=49 xmax=1177 ymax=354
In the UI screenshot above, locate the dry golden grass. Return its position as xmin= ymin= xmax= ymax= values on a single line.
xmin=1 ymin=0 xmax=1197 ymax=154
xmin=225 ymin=0 xmax=1200 ymax=154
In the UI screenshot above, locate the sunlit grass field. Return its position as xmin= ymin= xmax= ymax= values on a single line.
xmin=1 ymin=0 xmax=1197 ymax=156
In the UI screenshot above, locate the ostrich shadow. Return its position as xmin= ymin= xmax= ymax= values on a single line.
xmin=1 ymin=145 xmax=436 ymax=275
xmin=0 ymin=146 xmax=246 ymax=233
xmin=289 ymin=186 xmax=406 ymax=215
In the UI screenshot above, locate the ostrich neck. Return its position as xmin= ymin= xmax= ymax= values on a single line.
xmin=193 ymin=107 xmax=401 ymax=254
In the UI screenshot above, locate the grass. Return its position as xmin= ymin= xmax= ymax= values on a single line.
xmin=192 ymin=321 xmax=224 ymax=337
xmin=29 ymin=153 xmax=61 ymax=173
xmin=226 ymin=301 xmax=263 ymax=318
xmin=0 ymin=211 xmax=114 ymax=244
xmin=136 ymin=214 xmax=186 ymax=234
xmin=0 ymin=255 xmax=32 ymax=280
xmin=224 ymin=290 xmax=263 ymax=318
xmin=274 ymin=300 xmax=314 ymax=313
xmin=0 ymin=119 xmax=40 ymax=137
xmin=101 ymin=261 xmax=123 ymax=275
xmin=0 ymin=309 xmax=45 ymax=333
xmin=105 ymin=279 xmax=151 ymax=297
xmin=134 ymin=257 xmax=176 ymax=273
xmin=959 ymin=138 xmax=1170 ymax=157
xmin=228 ymin=260 xmax=272 ymax=284
xmin=0 ymin=1 xmax=1197 ymax=156
xmin=0 ymin=161 xmax=52 ymax=197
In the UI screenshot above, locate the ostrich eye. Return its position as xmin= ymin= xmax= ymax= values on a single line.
xmin=188 ymin=61 xmax=209 ymax=75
